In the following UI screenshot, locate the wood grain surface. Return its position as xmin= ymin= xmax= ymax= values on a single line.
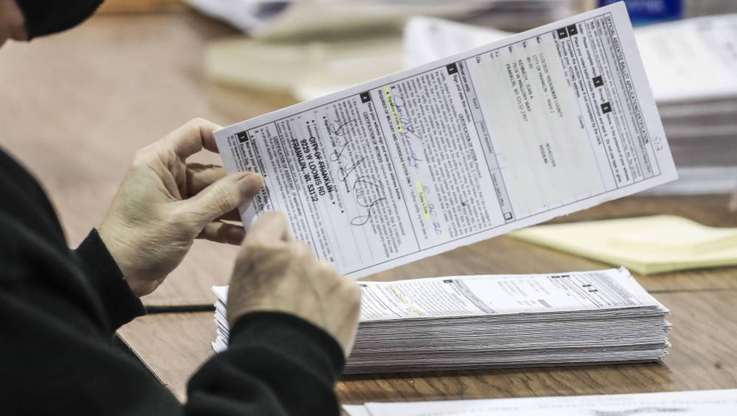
xmin=118 ymin=289 xmax=737 ymax=403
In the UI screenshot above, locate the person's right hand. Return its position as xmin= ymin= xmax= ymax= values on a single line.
xmin=227 ymin=212 xmax=361 ymax=357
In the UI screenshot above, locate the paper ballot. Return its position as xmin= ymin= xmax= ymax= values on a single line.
xmin=344 ymin=389 xmax=737 ymax=416
xmin=215 ymin=3 xmax=677 ymax=279
xmin=212 ymin=268 xmax=671 ymax=373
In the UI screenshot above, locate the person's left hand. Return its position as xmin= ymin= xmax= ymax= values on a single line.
xmin=98 ymin=118 xmax=263 ymax=297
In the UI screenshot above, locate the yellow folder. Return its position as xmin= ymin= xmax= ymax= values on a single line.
xmin=509 ymin=215 xmax=737 ymax=274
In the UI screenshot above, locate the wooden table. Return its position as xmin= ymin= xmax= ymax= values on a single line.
xmin=4 ymin=9 xmax=737 ymax=407
xmin=119 ymin=282 xmax=737 ymax=402
xmin=116 ymin=192 xmax=737 ymax=402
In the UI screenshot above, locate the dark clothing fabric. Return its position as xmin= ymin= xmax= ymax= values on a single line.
xmin=15 ymin=0 xmax=103 ymax=39
xmin=0 ymin=148 xmax=345 ymax=415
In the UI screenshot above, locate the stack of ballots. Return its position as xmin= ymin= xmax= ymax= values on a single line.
xmin=635 ymin=14 xmax=737 ymax=194
xmin=213 ymin=268 xmax=670 ymax=374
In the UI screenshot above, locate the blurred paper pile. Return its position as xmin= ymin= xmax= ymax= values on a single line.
xmin=194 ymin=0 xmax=581 ymax=104
xmin=636 ymin=15 xmax=737 ymax=194
xmin=185 ymin=0 xmax=579 ymax=38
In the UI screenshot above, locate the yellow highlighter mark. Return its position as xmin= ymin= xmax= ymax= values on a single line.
xmin=383 ymin=85 xmax=406 ymax=134
xmin=415 ymin=181 xmax=430 ymax=221
xmin=389 ymin=286 xmax=425 ymax=316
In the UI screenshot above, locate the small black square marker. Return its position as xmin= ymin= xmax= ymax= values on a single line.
xmin=504 ymin=212 xmax=513 ymax=221
xmin=601 ymin=102 xmax=612 ymax=114
xmin=236 ymin=131 xmax=249 ymax=143
xmin=360 ymin=91 xmax=371 ymax=103
xmin=557 ymin=28 xmax=568 ymax=39
xmin=567 ymin=24 xmax=578 ymax=36
xmin=593 ymin=76 xmax=604 ymax=88
xmin=446 ymin=63 xmax=458 ymax=75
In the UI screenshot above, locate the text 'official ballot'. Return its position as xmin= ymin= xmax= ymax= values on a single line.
xmin=215 ymin=3 xmax=677 ymax=279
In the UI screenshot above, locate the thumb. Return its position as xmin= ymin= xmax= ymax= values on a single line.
xmin=181 ymin=172 xmax=263 ymax=227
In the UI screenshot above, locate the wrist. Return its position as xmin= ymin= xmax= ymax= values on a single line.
xmin=97 ymin=222 xmax=143 ymax=297
xmin=75 ymin=229 xmax=146 ymax=330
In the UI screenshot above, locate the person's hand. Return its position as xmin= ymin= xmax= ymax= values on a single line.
xmin=0 ymin=0 xmax=28 ymax=47
xmin=99 ymin=118 xmax=263 ymax=297
xmin=227 ymin=212 xmax=361 ymax=357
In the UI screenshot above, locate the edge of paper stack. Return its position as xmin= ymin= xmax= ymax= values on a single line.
xmin=213 ymin=268 xmax=671 ymax=374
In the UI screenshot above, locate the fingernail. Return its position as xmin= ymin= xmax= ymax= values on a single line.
xmin=238 ymin=173 xmax=263 ymax=198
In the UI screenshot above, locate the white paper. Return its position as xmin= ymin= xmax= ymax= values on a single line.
xmin=343 ymin=405 xmax=371 ymax=416
xmin=404 ymin=17 xmax=513 ymax=70
xmin=358 ymin=267 xmax=660 ymax=321
xmin=357 ymin=389 xmax=737 ymax=416
xmin=635 ymin=14 xmax=737 ymax=103
xmin=215 ymin=3 xmax=677 ymax=279
xmin=212 ymin=268 xmax=661 ymax=324
xmin=185 ymin=0 xmax=289 ymax=34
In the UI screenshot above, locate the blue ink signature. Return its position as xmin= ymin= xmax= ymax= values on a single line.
xmin=393 ymin=93 xmax=424 ymax=170
xmin=423 ymin=185 xmax=443 ymax=235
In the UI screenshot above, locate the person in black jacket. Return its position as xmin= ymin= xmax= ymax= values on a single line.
xmin=0 ymin=1 xmax=362 ymax=415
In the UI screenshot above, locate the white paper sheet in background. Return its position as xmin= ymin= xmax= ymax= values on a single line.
xmin=185 ymin=0 xmax=488 ymax=38
xmin=636 ymin=15 xmax=737 ymax=195
xmin=635 ymin=14 xmax=737 ymax=104
xmin=185 ymin=0 xmax=578 ymax=39
xmin=343 ymin=406 xmax=370 ymax=416
xmin=215 ymin=3 xmax=677 ymax=279
xmin=403 ymin=17 xmax=513 ymax=70
xmin=345 ymin=389 xmax=737 ymax=416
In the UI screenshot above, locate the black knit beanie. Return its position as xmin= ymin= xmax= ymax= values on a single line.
xmin=15 ymin=0 xmax=103 ymax=40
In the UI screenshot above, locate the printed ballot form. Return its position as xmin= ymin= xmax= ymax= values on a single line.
xmin=357 ymin=268 xmax=661 ymax=321
xmin=215 ymin=3 xmax=677 ymax=279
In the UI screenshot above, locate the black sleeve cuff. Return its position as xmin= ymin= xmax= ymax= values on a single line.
xmin=186 ymin=312 xmax=345 ymax=415
xmin=74 ymin=229 xmax=145 ymax=333
xmin=230 ymin=311 xmax=346 ymax=379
